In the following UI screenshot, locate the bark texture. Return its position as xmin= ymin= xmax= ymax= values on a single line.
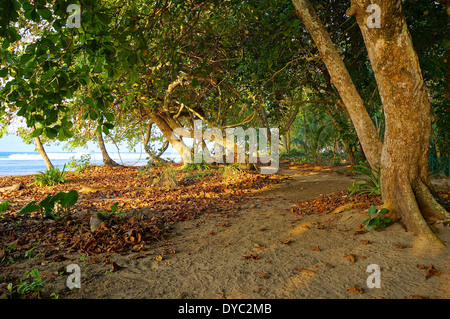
xmin=96 ymin=130 xmax=120 ymax=167
xmin=34 ymin=136 xmax=54 ymax=170
xmin=293 ymin=0 xmax=449 ymax=246
xmin=292 ymin=0 xmax=382 ymax=169
xmin=348 ymin=0 xmax=449 ymax=246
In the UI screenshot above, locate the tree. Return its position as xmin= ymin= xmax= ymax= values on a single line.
xmin=292 ymin=0 xmax=449 ymax=246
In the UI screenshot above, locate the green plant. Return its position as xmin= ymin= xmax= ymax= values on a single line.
xmin=182 ymin=162 xmax=210 ymax=172
xmin=348 ymin=164 xmax=381 ymax=196
xmin=18 ymin=190 xmax=79 ymax=220
xmin=8 ymin=269 xmax=46 ymax=299
xmin=1 ymin=243 xmax=17 ymax=265
xmin=99 ymin=202 xmax=126 ymax=219
xmin=67 ymin=154 xmax=91 ymax=174
xmin=362 ymin=205 xmax=391 ymax=231
xmin=0 ymin=200 xmax=10 ymax=217
xmin=31 ymin=165 xmax=67 ymax=187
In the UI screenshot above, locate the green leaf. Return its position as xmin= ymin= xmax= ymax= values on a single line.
xmin=368 ymin=205 xmax=378 ymax=216
xmin=18 ymin=201 xmax=41 ymax=215
xmin=37 ymin=8 xmax=52 ymax=20
xmin=31 ymin=128 xmax=43 ymax=138
xmin=0 ymin=200 xmax=10 ymax=213
xmin=0 ymin=68 xmax=8 ymax=77
xmin=44 ymin=127 xmax=58 ymax=139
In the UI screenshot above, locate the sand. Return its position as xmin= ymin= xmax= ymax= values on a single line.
xmin=1 ymin=166 xmax=449 ymax=299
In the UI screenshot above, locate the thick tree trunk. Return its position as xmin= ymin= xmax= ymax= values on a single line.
xmin=152 ymin=114 xmax=192 ymax=163
xmin=96 ymin=130 xmax=120 ymax=167
xmin=34 ymin=136 xmax=54 ymax=170
xmin=292 ymin=0 xmax=383 ymax=169
xmin=348 ymin=0 xmax=449 ymax=246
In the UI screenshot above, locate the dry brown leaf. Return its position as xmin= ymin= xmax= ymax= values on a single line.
xmin=310 ymin=246 xmax=321 ymax=252
xmin=254 ymin=243 xmax=267 ymax=249
xmin=295 ymin=268 xmax=315 ymax=274
xmin=425 ymin=264 xmax=440 ymax=279
xmin=360 ymin=240 xmax=371 ymax=245
xmin=111 ymin=262 xmax=125 ymax=272
xmin=394 ymin=244 xmax=405 ymax=249
xmin=257 ymin=273 xmax=270 ymax=279
xmin=243 ymin=253 xmax=259 ymax=260
xmin=344 ymin=254 xmax=356 ymax=263
xmin=155 ymin=255 xmax=163 ymax=262
xmin=281 ymin=240 xmax=293 ymax=246
xmin=347 ymin=286 xmax=364 ymax=294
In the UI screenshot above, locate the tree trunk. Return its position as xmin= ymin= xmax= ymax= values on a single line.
xmin=152 ymin=114 xmax=192 ymax=163
xmin=293 ymin=0 xmax=449 ymax=246
xmin=96 ymin=130 xmax=120 ymax=167
xmin=34 ymin=136 xmax=54 ymax=170
xmin=292 ymin=0 xmax=382 ymax=169
xmin=348 ymin=0 xmax=449 ymax=246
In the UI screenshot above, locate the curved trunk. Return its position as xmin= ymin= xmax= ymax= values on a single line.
xmin=348 ymin=0 xmax=449 ymax=246
xmin=34 ymin=136 xmax=54 ymax=170
xmin=292 ymin=0 xmax=382 ymax=169
xmin=96 ymin=130 xmax=120 ymax=167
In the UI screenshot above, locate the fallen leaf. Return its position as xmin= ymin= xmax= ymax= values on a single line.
xmin=243 ymin=253 xmax=259 ymax=260
xmin=360 ymin=240 xmax=371 ymax=245
xmin=425 ymin=264 xmax=440 ymax=279
xmin=257 ymin=273 xmax=270 ymax=279
xmin=411 ymin=295 xmax=428 ymax=299
xmin=295 ymin=268 xmax=315 ymax=274
xmin=310 ymin=246 xmax=321 ymax=252
xmin=394 ymin=244 xmax=405 ymax=249
xmin=281 ymin=240 xmax=293 ymax=246
xmin=347 ymin=286 xmax=363 ymax=294
xmin=111 ymin=262 xmax=125 ymax=272
xmin=344 ymin=254 xmax=356 ymax=263
xmin=155 ymin=255 xmax=163 ymax=262
xmin=254 ymin=243 xmax=267 ymax=249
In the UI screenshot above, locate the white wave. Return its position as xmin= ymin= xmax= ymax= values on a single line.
xmin=0 ymin=151 xmax=180 ymax=162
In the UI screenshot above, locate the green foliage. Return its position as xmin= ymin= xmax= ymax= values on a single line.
xmin=32 ymin=165 xmax=67 ymax=187
xmin=362 ymin=205 xmax=390 ymax=231
xmin=99 ymin=202 xmax=125 ymax=219
xmin=181 ymin=170 xmax=214 ymax=182
xmin=4 ymin=269 xmax=45 ymax=299
xmin=6 ymin=269 xmax=46 ymax=299
xmin=0 ymin=200 xmax=10 ymax=216
xmin=182 ymin=162 xmax=210 ymax=172
xmin=18 ymin=190 xmax=79 ymax=220
xmin=67 ymin=154 xmax=91 ymax=174
xmin=348 ymin=165 xmax=381 ymax=197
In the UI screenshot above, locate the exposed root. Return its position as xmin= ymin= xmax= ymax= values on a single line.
xmin=415 ymin=180 xmax=450 ymax=221
xmin=397 ymin=182 xmax=445 ymax=248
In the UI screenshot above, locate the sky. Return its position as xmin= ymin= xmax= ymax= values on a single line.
xmin=0 ymin=134 xmax=110 ymax=153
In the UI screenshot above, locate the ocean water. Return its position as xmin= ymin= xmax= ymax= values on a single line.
xmin=0 ymin=151 xmax=179 ymax=176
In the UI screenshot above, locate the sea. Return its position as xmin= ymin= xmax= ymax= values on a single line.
xmin=0 ymin=151 xmax=180 ymax=176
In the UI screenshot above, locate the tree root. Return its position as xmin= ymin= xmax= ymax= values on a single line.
xmin=396 ymin=182 xmax=445 ymax=248
xmin=415 ymin=180 xmax=450 ymax=221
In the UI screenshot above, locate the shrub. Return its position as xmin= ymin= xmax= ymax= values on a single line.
xmin=348 ymin=164 xmax=381 ymax=197
xmin=67 ymin=154 xmax=91 ymax=174
xmin=362 ymin=205 xmax=390 ymax=231
xmin=18 ymin=190 xmax=79 ymax=220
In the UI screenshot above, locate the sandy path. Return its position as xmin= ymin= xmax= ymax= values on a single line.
xmin=66 ymin=168 xmax=449 ymax=299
